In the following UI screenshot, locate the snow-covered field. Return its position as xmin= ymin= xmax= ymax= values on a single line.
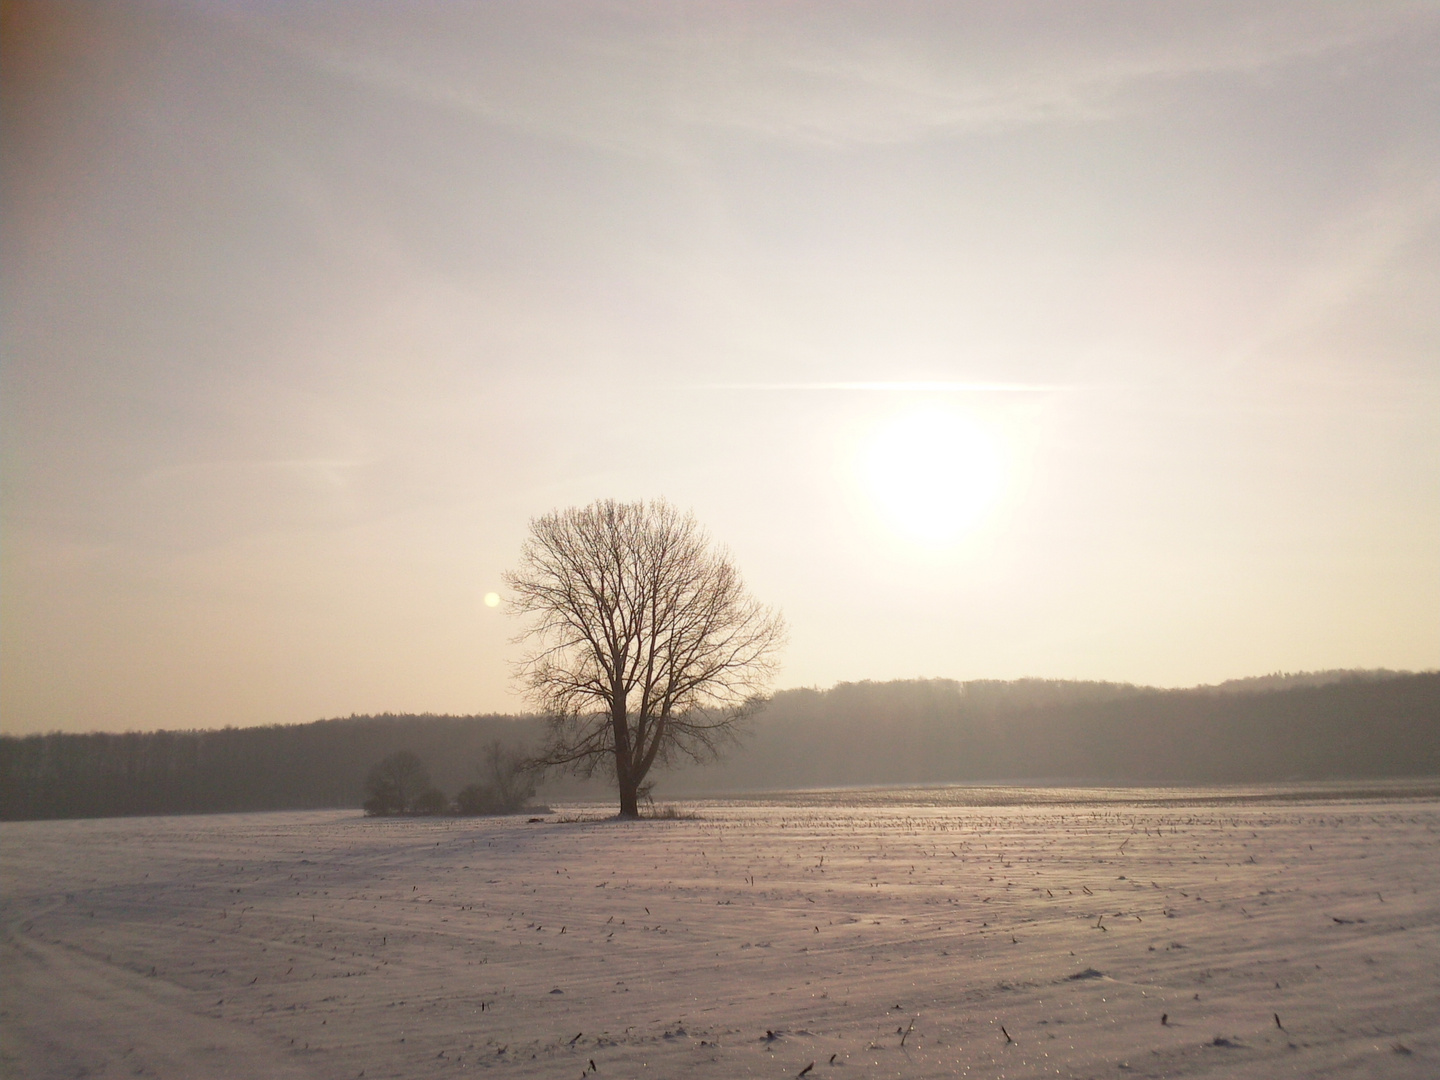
xmin=4 ymin=787 xmax=1438 ymax=1079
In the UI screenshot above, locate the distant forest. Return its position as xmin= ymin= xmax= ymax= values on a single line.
xmin=0 ymin=714 xmax=536 ymax=821
xmin=665 ymin=670 xmax=1440 ymax=791
xmin=2 ymin=670 xmax=1436 ymax=820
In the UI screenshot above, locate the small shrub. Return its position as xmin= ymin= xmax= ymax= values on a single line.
xmin=410 ymin=788 xmax=450 ymax=816
xmin=363 ymin=778 xmax=402 ymax=816
xmin=452 ymin=741 xmax=536 ymax=816
xmin=363 ymin=750 xmax=446 ymax=815
xmin=453 ymin=782 xmax=502 ymax=815
xmin=643 ymin=804 xmax=697 ymax=820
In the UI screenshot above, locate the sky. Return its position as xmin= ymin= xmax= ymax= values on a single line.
xmin=3 ymin=1 xmax=1437 ymax=735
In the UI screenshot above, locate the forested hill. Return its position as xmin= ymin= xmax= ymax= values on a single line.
xmin=665 ymin=671 xmax=1440 ymax=792
xmin=2 ymin=671 xmax=1436 ymax=819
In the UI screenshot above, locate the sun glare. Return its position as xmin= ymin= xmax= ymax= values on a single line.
xmin=860 ymin=408 xmax=1006 ymax=544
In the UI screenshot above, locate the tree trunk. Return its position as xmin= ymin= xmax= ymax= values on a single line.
xmin=611 ymin=689 xmax=638 ymax=817
xmin=618 ymin=780 xmax=640 ymax=818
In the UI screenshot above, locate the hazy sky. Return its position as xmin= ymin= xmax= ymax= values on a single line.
xmin=3 ymin=1 xmax=1437 ymax=735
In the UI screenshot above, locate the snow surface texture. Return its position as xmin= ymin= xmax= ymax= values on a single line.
xmin=3 ymin=789 xmax=1437 ymax=1079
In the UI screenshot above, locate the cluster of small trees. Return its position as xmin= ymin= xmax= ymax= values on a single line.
xmin=362 ymin=743 xmax=536 ymax=817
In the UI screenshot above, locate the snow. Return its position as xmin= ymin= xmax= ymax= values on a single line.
xmin=4 ymin=787 xmax=1438 ymax=1078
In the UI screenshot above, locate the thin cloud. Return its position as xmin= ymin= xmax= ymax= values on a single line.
xmin=1227 ymin=167 xmax=1440 ymax=372
xmin=697 ymin=381 xmax=1069 ymax=393
xmin=139 ymin=458 xmax=365 ymax=492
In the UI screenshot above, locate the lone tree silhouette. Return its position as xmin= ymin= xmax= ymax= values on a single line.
xmin=506 ymin=499 xmax=785 ymax=817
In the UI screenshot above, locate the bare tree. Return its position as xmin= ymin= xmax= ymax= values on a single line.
xmin=505 ymin=499 xmax=785 ymax=817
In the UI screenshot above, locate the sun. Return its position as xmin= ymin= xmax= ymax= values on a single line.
xmin=859 ymin=407 xmax=1006 ymax=544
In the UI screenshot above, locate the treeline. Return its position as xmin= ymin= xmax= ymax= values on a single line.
xmin=0 ymin=714 xmax=539 ymax=821
xmin=663 ymin=671 xmax=1440 ymax=791
xmin=3 ymin=671 xmax=1436 ymax=820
